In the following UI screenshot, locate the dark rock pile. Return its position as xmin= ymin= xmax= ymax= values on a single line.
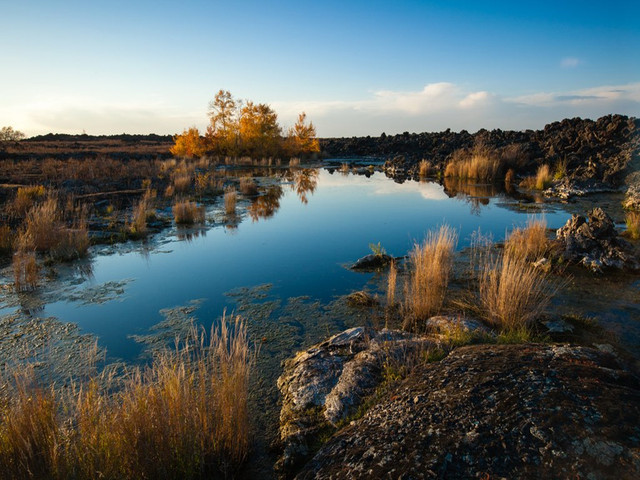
xmin=556 ymin=207 xmax=639 ymax=271
xmin=321 ymin=115 xmax=639 ymax=187
xmin=295 ymin=343 xmax=640 ymax=480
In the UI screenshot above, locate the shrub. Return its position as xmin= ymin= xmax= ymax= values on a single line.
xmin=173 ymin=201 xmax=205 ymax=225
xmin=403 ymin=225 xmax=457 ymax=330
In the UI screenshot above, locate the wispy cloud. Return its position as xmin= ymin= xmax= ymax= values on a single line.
xmin=274 ymin=82 xmax=640 ymax=135
xmin=561 ymin=57 xmax=582 ymax=68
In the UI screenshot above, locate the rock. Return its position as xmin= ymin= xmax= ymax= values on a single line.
xmin=275 ymin=327 xmax=435 ymax=475
xmin=624 ymin=172 xmax=640 ymax=211
xmin=423 ymin=315 xmax=492 ymax=337
xmin=556 ymin=207 xmax=639 ymax=271
xmin=349 ymin=253 xmax=393 ymax=271
xmin=296 ymin=344 xmax=640 ymax=480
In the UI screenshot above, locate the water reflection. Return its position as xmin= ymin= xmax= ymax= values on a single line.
xmin=248 ymin=185 xmax=284 ymax=221
xmin=291 ymin=169 xmax=318 ymax=205
xmin=176 ymin=227 xmax=207 ymax=242
xmin=443 ymin=177 xmax=500 ymax=215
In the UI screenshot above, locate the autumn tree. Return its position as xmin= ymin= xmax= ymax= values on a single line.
xmin=285 ymin=113 xmax=320 ymax=157
xmin=238 ymin=101 xmax=281 ymax=157
xmin=206 ymin=90 xmax=239 ymax=156
xmin=170 ymin=127 xmax=206 ymax=158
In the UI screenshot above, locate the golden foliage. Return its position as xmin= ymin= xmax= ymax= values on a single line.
xmin=170 ymin=127 xmax=206 ymax=158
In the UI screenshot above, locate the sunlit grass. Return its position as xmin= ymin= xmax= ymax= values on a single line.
xmin=224 ymin=187 xmax=237 ymax=215
xmin=444 ymin=145 xmax=503 ymax=181
xmin=0 ymin=314 xmax=253 ymax=479
xmin=403 ymin=225 xmax=457 ymax=330
xmin=625 ymin=211 xmax=640 ymax=239
xmin=504 ymin=217 xmax=549 ymax=261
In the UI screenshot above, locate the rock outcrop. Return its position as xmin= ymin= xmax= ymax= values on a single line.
xmin=276 ymin=327 xmax=435 ymax=475
xmin=349 ymin=253 xmax=394 ymax=271
xmin=556 ymin=207 xmax=639 ymax=271
xmin=296 ymin=343 xmax=640 ymax=480
xmin=321 ymin=115 xmax=639 ymax=188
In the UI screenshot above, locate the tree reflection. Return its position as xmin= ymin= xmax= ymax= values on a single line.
xmin=248 ymin=185 xmax=284 ymax=221
xmin=291 ymin=168 xmax=318 ymax=205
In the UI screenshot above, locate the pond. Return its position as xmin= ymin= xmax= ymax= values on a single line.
xmin=1 ymin=164 xmax=638 ymax=476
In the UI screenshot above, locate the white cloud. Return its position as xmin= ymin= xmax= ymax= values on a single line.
xmin=561 ymin=57 xmax=581 ymax=68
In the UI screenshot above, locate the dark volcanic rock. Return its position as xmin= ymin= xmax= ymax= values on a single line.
xmin=556 ymin=207 xmax=639 ymax=271
xmin=321 ymin=115 xmax=640 ymax=188
xmin=297 ymin=344 xmax=640 ymax=480
xmin=276 ymin=327 xmax=435 ymax=475
xmin=350 ymin=253 xmax=394 ymax=271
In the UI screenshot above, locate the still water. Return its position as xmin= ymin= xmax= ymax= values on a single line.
xmin=1 ymin=168 xmax=578 ymax=362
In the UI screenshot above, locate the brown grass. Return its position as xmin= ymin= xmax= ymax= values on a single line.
xmin=13 ymin=185 xmax=46 ymax=216
xmin=387 ymin=260 xmax=397 ymax=306
xmin=22 ymin=197 xmax=61 ymax=251
xmin=625 ymin=211 xmax=640 ymax=239
xmin=12 ymin=250 xmax=39 ymax=291
xmin=239 ymin=177 xmax=259 ymax=196
xmin=0 ymin=225 xmax=13 ymax=253
xmin=129 ymin=191 xmax=154 ymax=237
xmin=173 ymin=174 xmax=192 ymax=194
xmin=403 ymin=225 xmax=457 ymax=330
xmin=504 ymin=218 xmax=549 ymax=261
xmin=520 ymin=164 xmax=553 ymax=190
xmin=0 ymin=314 xmax=253 ymax=479
xmin=504 ymin=168 xmax=515 ymax=188
xmin=478 ymin=250 xmax=555 ymax=331
xmin=224 ymin=187 xmax=237 ymax=215
xmin=418 ymin=159 xmax=431 ymax=177
xmin=173 ymin=201 xmax=205 ymax=225
xmin=444 ymin=145 xmax=503 ymax=181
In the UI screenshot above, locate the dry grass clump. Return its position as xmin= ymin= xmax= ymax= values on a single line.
xmin=386 ymin=260 xmax=397 ymax=306
xmin=22 ymin=197 xmax=61 ymax=251
xmin=444 ymin=144 xmax=503 ymax=181
xmin=239 ymin=177 xmax=259 ymax=196
xmin=418 ymin=159 xmax=431 ymax=177
xmin=340 ymin=163 xmax=350 ymax=175
xmin=403 ymin=225 xmax=457 ymax=330
xmin=0 ymin=225 xmax=13 ymax=254
xmin=0 ymin=315 xmax=253 ymax=479
xmin=625 ymin=211 xmax=640 ymax=239
xmin=12 ymin=250 xmax=39 ymax=291
xmin=129 ymin=190 xmax=155 ymax=237
xmin=504 ymin=218 xmax=549 ymax=261
xmin=13 ymin=185 xmax=46 ymax=216
xmin=478 ymin=250 xmax=555 ymax=332
xmin=520 ymin=164 xmax=553 ymax=190
xmin=289 ymin=157 xmax=300 ymax=167
xmin=51 ymin=220 xmax=90 ymax=261
xmin=173 ymin=174 xmax=192 ymax=193
xmin=504 ymin=168 xmax=515 ymax=187
xmin=224 ymin=187 xmax=237 ymax=215
xmin=173 ymin=201 xmax=205 ymax=225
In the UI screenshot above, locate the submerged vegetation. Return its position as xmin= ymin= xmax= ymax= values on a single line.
xmin=0 ymin=315 xmax=253 ymax=479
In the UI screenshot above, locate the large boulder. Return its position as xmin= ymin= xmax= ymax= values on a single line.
xmin=296 ymin=344 xmax=640 ymax=480
xmin=276 ymin=327 xmax=435 ymax=475
xmin=349 ymin=253 xmax=394 ymax=271
xmin=556 ymin=207 xmax=639 ymax=271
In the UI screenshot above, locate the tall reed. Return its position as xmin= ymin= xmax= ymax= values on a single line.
xmin=504 ymin=217 xmax=549 ymax=261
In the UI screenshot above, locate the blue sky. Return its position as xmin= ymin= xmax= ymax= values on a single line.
xmin=1 ymin=0 xmax=638 ymax=136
